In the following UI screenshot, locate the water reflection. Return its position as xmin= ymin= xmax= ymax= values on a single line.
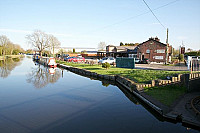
xmin=102 ymin=80 xmax=110 ymax=87
xmin=0 ymin=58 xmax=23 ymax=78
xmin=26 ymin=63 xmax=61 ymax=88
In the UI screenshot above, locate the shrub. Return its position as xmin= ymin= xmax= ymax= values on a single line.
xmin=102 ymin=62 xmax=110 ymax=69
xmin=178 ymin=54 xmax=184 ymax=61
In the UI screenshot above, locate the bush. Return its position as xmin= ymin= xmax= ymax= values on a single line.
xmin=185 ymin=51 xmax=200 ymax=56
xmin=102 ymin=62 xmax=110 ymax=69
xmin=178 ymin=54 xmax=184 ymax=61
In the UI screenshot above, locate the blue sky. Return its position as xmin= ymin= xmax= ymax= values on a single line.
xmin=0 ymin=0 xmax=200 ymax=50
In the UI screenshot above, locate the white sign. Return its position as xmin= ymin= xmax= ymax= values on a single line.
xmin=156 ymin=49 xmax=165 ymax=53
xmin=154 ymin=56 xmax=163 ymax=59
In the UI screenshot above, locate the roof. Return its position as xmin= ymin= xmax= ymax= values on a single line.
xmin=61 ymin=47 xmax=97 ymax=50
xmin=107 ymin=45 xmax=115 ymax=47
xmin=83 ymin=51 xmax=97 ymax=53
xmin=115 ymin=46 xmax=137 ymax=50
xmin=139 ymin=37 xmax=167 ymax=46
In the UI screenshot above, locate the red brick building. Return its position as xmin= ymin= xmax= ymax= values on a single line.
xmin=137 ymin=37 xmax=172 ymax=63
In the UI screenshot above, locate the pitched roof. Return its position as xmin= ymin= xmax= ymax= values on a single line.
xmin=115 ymin=46 xmax=137 ymax=50
xmin=139 ymin=37 xmax=166 ymax=46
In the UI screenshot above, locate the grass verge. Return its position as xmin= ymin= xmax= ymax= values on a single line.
xmin=56 ymin=60 xmax=190 ymax=83
xmin=144 ymin=85 xmax=187 ymax=106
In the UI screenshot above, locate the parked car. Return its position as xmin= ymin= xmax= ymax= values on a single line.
xmin=68 ymin=57 xmax=85 ymax=63
xmin=141 ymin=58 xmax=150 ymax=64
xmin=134 ymin=58 xmax=140 ymax=64
xmin=98 ymin=57 xmax=115 ymax=64
xmin=64 ymin=57 xmax=75 ymax=61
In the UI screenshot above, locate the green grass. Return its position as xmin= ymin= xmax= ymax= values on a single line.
xmin=144 ymin=85 xmax=187 ymax=106
xmin=57 ymin=60 xmax=190 ymax=83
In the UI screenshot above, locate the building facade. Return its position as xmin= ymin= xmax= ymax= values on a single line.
xmin=106 ymin=45 xmax=137 ymax=57
xmin=106 ymin=37 xmax=172 ymax=63
xmin=137 ymin=37 xmax=172 ymax=63
xmin=54 ymin=47 xmax=98 ymax=54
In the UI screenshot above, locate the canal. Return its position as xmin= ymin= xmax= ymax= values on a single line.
xmin=0 ymin=56 xmax=199 ymax=133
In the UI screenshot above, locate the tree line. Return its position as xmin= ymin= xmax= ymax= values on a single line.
xmin=0 ymin=35 xmax=24 ymax=56
xmin=26 ymin=30 xmax=61 ymax=57
xmin=0 ymin=30 xmax=61 ymax=57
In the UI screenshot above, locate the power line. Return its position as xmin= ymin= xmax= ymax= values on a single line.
xmin=87 ymin=0 xmax=180 ymax=34
xmin=142 ymin=0 xmax=166 ymax=29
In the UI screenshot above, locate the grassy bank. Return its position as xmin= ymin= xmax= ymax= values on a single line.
xmin=0 ymin=55 xmax=24 ymax=60
xmin=56 ymin=60 xmax=189 ymax=83
xmin=144 ymin=85 xmax=187 ymax=106
xmin=57 ymin=60 xmax=191 ymax=106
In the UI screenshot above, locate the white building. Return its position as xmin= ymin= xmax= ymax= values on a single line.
xmin=54 ymin=47 xmax=98 ymax=54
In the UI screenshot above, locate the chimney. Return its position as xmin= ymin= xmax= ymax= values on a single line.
xmin=149 ymin=37 xmax=153 ymax=40
xmin=155 ymin=36 xmax=160 ymax=42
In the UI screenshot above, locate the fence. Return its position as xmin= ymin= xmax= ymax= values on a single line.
xmin=187 ymin=57 xmax=200 ymax=72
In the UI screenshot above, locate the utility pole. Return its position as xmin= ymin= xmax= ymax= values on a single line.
xmin=165 ymin=28 xmax=169 ymax=64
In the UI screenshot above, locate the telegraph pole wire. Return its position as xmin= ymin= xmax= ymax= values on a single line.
xmin=142 ymin=0 xmax=166 ymax=29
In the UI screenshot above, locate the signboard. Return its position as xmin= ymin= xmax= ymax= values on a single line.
xmin=116 ymin=57 xmax=135 ymax=69
xmin=153 ymin=56 xmax=163 ymax=59
xmin=181 ymin=47 xmax=185 ymax=54
xmin=156 ymin=49 xmax=165 ymax=53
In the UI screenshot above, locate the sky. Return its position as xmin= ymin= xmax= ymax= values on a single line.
xmin=0 ymin=0 xmax=200 ymax=50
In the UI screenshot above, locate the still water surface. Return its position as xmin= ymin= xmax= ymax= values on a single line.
xmin=0 ymin=56 xmax=198 ymax=133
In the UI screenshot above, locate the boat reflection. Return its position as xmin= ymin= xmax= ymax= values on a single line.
xmin=26 ymin=64 xmax=61 ymax=89
xmin=0 ymin=57 xmax=23 ymax=78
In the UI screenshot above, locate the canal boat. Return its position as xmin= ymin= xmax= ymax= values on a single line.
xmin=32 ymin=55 xmax=40 ymax=61
xmin=40 ymin=57 xmax=57 ymax=67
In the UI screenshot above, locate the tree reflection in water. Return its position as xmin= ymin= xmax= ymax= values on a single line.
xmin=0 ymin=58 xmax=23 ymax=78
xmin=26 ymin=64 xmax=61 ymax=89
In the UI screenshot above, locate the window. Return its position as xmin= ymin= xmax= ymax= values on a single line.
xmin=129 ymin=54 xmax=137 ymax=58
xmin=156 ymin=49 xmax=165 ymax=53
xmin=153 ymin=56 xmax=163 ymax=59
xmin=146 ymin=49 xmax=150 ymax=53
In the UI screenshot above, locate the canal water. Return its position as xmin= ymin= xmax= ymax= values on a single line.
xmin=0 ymin=56 xmax=199 ymax=133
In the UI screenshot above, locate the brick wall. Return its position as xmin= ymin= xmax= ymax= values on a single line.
xmin=137 ymin=38 xmax=167 ymax=62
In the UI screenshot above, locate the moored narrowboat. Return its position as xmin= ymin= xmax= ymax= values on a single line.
xmin=39 ymin=57 xmax=57 ymax=67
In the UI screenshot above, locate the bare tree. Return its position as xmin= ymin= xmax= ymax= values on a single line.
xmin=49 ymin=35 xmax=61 ymax=57
xmin=58 ymin=48 xmax=66 ymax=55
xmin=98 ymin=42 xmax=106 ymax=50
xmin=26 ymin=65 xmax=61 ymax=89
xmin=0 ymin=35 xmax=10 ymax=55
xmin=7 ymin=42 xmax=14 ymax=55
xmin=0 ymin=58 xmax=22 ymax=78
xmin=26 ymin=30 xmax=50 ymax=56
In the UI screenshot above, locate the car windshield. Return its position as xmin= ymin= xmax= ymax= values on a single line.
xmin=102 ymin=57 xmax=108 ymax=60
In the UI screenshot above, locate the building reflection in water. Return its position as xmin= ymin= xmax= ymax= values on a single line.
xmin=0 ymin=58 xmax=23 ymax=78
xmin=26 ymin=63 xmax=61 ymax=89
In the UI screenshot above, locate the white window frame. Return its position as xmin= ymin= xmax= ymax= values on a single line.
xmin=153 ymin=56 xmax=164 ymax=59
xmin=156 ymin=49 xmax=165 ymax=53
xmin=146 ymin=49 xmax=150 ymax=53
